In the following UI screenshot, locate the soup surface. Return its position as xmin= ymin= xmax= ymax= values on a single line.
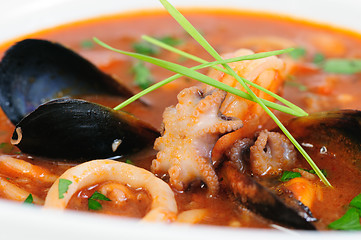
xmin=0 ymin=9 xmax=361 ymax=230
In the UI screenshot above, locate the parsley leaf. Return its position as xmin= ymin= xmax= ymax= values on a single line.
xmin=88 ymin=199 xmax=103 ymax=210
xmin=350 ymin=194 xmax=361 ymax=210
xmin=89 ymin=191 xmax=111 ymax=201
xmin=313 ymin=53 xmax=325 ymax=65
xmin=322 ymin=59 xmax=361 ymax=74
xmin=157 ymin=36 xmax=184 ymax=47
xmin=80 ymin=39 xmax=95 ymax=50
xmin=132 ymin=61 xmax=153 ymax=89
xmin=88 ymin=191 xmax=111 ymax=210
xmin=280 ymin=171 xmax=302 ymax=182
xmin=328 ymin=208 xmax=361 ymax=230
xmin=133 ymin=41 xmax=159 ymax=55
xmin=285 ymin=78 xmax=308 ymax=92
xmin=0 ymin=142 xmax=15 ymax=154
xmin=23 ymin=194 xmax=33 ymax=204
xmin=132 ymin=36 xmax=183 ymax=56
xmin=125 ymin=159 xmax=134 ymax=165
xmin=289 ymin=47 xmax=306 ymax=60
xmin=329 ymin=193 xmax=361 ymax=230
xmin=58 ymin=179 xmax=72 ymax=199
xmin=301 ymin=168 xmax=328 ymax=177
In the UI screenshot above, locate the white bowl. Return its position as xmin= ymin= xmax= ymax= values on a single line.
xmin=0 ymin=1 xmax=361 ymax=240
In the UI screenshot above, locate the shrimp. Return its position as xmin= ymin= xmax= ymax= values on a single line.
xmin=209 ymin=48 xmax=286 ymax=164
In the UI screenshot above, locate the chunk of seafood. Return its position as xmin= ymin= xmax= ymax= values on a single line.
xmin=208 ymin=49 xmax=286 ymax=164
xmin=219 ymin=161 xmax=316 ymax=230
xmin=44 ymin=159 xmax=177 ymax=222
xmin=152 ymin=86 xmax=243 ymax=195
xmin=0 ymin=39 xmax=134 ymax=124
xmin=221 ymin=110 xmax=361 ymax=229
xmin=11 ymin=98 xmax=159 ymax=161
xmin=250 ymin=130 xmax=297 ymax=177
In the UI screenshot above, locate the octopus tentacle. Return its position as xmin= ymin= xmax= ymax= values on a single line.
xmin=152 ymin=86 xmax=243 ymax=195
xmin=44 ymin=159 xmax=177 ymax=222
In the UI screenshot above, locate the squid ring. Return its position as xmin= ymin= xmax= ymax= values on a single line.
xmin=44 ymin=159 xmax=177 ymax=222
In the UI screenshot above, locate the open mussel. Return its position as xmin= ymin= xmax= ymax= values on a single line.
xmin=0 ymin=39 xmax=134 ymax=124
xmin=219 ymin=161 xmax=316 ymax=230
xmin=11 ymin=98 xmax=159 ymax=161
xmin=219 ymin=110 xmax=361 ymax=230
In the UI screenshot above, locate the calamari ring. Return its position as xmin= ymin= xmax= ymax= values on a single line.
xmin=44 ymin=159 xmax=177 ymax=222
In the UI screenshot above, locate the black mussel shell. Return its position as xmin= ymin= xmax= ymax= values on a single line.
xmin=11 ymin=98 xmax=159 ymax=161
xmin=219 ymin=162 xmax=316 ymax=230
xmin=0 ymin=39 xmax=134 ymax=125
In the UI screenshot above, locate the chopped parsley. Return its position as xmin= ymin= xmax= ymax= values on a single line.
xmin=351 ymin=194 xmax=361 ymax=209
xmin=58 ymin=179 xmax=72 ymax=199
xmin=133 ymin=41 xmax=159 ymax=55
xmin=321 ymin=59 xmax=361 ymax=75
xmin=88 ymin=191 xmax=111 ymax=211
xmin=0 ymin=142 xmax=14 ymax=154
xmin=80 ymin=39 xmax=95 ymax=50
xmin=302 ymin=168 xmax=328 ymax=177
xmin=156 ymin=36 xmax=184 ymax=47
xmin=23 ymin=194 xmax=34 ymax=204
xmin=313 ymin=53 xmax=325 ymax=65
xmin=285 ymin=76 xmax=308 ymax=91
xmin=132 ymin=35 xmax=183 ymax=56
xmin=328 ymin=194 xmax=361 ymax=230
xmin=132 ymin=61 xmax=154 ymax=89
xmin=125 ymin=159 xmax=134 ymax=165
xmin=280 ymin=171 xmax=302 ymax=182
xmin=289 ymin=47 xmax=306 ymax=60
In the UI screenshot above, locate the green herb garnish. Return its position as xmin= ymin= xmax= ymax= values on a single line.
xmin=280 ymin=171 xmax=302 ymax=182
xmin=142 ymin=35 xmax=307 ymax=116
xmin=88 ymin=199 xmax=102 ymax=210
xmin=329 ymin=193 xmax=361 ymax=230
xmin=93 ymin=0 xmax=330 ymax=187
xmin=302 ymin=168 xmax=328 ymax=177
xmin=350 ymin=194 xmax=361 ymax=209
xmin=58 ymin=178 xmax=72 ymax=199
xmin=95 ymin=39 xmax=302 ymax=117
xmin=322 ymin=59 xmax=361 ymax=74
xmin=88 ymin=191 xmax=111 ymax=210
xmin=158 ymin=0 xmax=330 ymax=187
xmin=157 ymin=36 xmax=184 ymax=46
xmin=23 ymin=194 xmax=33 ymax=204
xmin=285 ymin=77 xmax=308 ymax=91
xmin=125 ymin=159 xmax=134 ymax=165
xmin=132 ymin=36 xmax=183 ymax=55
xmin=132 ymin=61 xmax=154 ymax=89
xmin=133 ymin=41 xmax=159 ymax=55
xmin=313 ymin=53 xmax=325 ymax=65
xmin=0 ymin=142 xmax=14 ymax=154
xmin=289 ymin=47 xmax=306 ymax=60
xmin=329 ymin=207 xmax=361 ymax=230
xmin=80 ymin=39 xmax=95 ymax=50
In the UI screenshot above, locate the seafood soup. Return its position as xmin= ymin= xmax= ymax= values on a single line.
xmin=0 ymin=0 xmax=361 ymax=233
